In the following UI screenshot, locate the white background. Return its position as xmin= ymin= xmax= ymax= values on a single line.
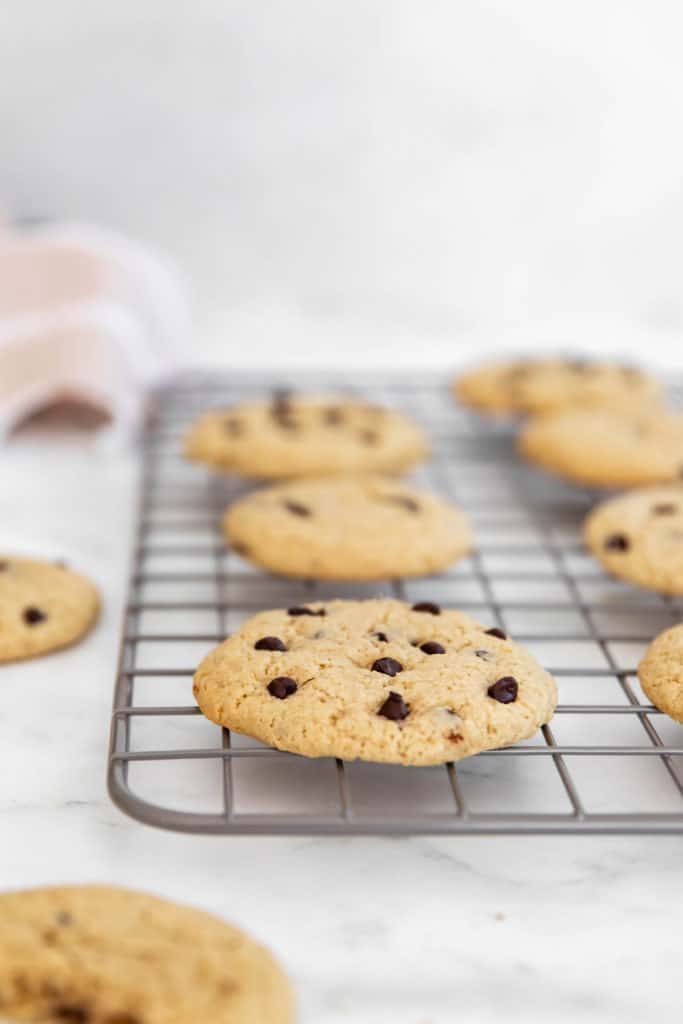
xmin=1 ymin=0 xmax=682 ymax=367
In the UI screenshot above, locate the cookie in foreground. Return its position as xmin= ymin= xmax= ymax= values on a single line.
xmin=455 ymin=356 xmax=660 ymax=416
xmin=0 ymin=885 xmax=295 ymax=1023
xmin=193 ymin=599 xmax=557 ymax=766
xmin=584 ymin=486 xmax=683 ymax=595
xmin=0 ymin=556 xmax=100 ymax=663
xmin=225 ymin=476 xmax=472 ymax=580
xmin=184 ymin=393 xmax=428 ymax=479
xmin=638 ymin=624 xmax=683 ymax=724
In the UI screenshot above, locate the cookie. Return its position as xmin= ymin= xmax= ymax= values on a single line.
xmin=184 ymin=392 xmax=428 ymax=479
xmin=0 ymin=557 xmax=100 ymax=663
xmin=584 ymin=486 xmax=683 ymax=594
xmin=638 ymin=625 xmax=683 ymax=724
xmin=518 ymin=409 xmax=683 ymax=488
xmin=455 ymin=357 xmax=661 ymax=416
xmin=0 ymin=885 xmax=294 ymax=1024
xmin=193 ymin=599 xmax=557 ymax=766
xmin=224 ymin=477 xmax=472 ymax=580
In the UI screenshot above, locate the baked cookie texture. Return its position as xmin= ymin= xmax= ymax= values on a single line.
xmin=0 ymin=557 xmax=100 ymax=663
xmin=638 ymin=625 xmax=683 ymax=724
xmin=193 ymin=599 xmax=557 ymax=766
xmin=224 ymin=476 xmax=472 ymax=580
xmin=0 ymin=885 xmax=295 ymax=1024
xmin=455 ymin=357 xmax=661 ymax=416
xmin=184 ymin=393 xmax=428 ymax=479
xmin=518 ymin=409 xmax=683 ymax=488
xmin=584 ymin=486 xmax=683 ymax=595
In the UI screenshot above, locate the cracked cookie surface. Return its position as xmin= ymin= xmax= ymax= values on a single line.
xmin=584 ymin=486 xmax=683 ymax=594
xmin=638 ymin=625 xmax=683 ymax=724
xmin=184 ymin=393 xmax=428 ymax=479
xmin=0 ymin=885 xmax=294 ymax=1024
xmin=224 ymin=477 xmax=472 ymax=579
xmin=193 ymin=599 xmax=557 ymax=765
xmin=0 ymin=557 xmax=99 ymax=663
xmin=455 ymin=357 xmax=660 ymax=416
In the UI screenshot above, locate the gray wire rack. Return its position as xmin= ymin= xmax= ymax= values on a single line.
xmin=108 ymin=372 xmax=683 ymax=835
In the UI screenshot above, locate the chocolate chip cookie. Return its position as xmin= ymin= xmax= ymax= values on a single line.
xmin=455 ymin=357 xmax=661 ymax=416
xmin=0 ymin=885 xmax=294 ymax=1024
xmin=518 ymin=409 xmax=683 ymax=488
xmin=193 ymin=599 xmax=558 ymax=765
xmin=584 ymin=486 xmax=683 ymax=594
xmin=638 ymin=624 xmax=683 ymax=724
xmin=0 ymin=557 xmax=100 ymax=663
xmin=184 ymin=393 xmax=428 ymax=479
xmin=224 ymin=477 xmax=472 ymax=579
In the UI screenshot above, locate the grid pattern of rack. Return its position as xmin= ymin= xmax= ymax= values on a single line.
xmin=108 ymin=373 xmax=683 ymax=834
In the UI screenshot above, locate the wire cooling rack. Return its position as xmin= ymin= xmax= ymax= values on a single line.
xmin=108 ymin=372 xmax=683 ymax=835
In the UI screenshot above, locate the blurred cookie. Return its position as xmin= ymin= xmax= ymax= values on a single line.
xmin=193 ymin=598 xmax=558 ymax=766
xmin=638 ymin=625 xmax=683 ymax=724
xmin=225 ymin=476 xmax=472 ymax=580
xmin=185 ymin=393 xmax=428 ymax=479
xmin=455 ymin=357 xmax=661 ymax=416
xmin=0 ymin=885 xmax=294 ymax=1024
xmin=518 ymin=409 xmax=683 ymax=488
xmin=584 ymin=486 xmax=683 ymax=594
xmin=0 ymin=556 xmax=99 ymax=663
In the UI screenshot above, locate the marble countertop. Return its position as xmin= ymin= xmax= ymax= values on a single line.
xmin=0 ymin=419 xmax=681 ymax=1024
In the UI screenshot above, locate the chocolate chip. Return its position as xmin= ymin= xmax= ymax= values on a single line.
xmin=373 ymin=631 xmax=389 ymax=642
xmin=231 ymin=541 xmax=250 ymax=557
xmin=359 ymin=429 xmax=379 ymax=445
xmin=53 ymin=1007 xmax=90 ymax=1023
xmin=323 ymin=407 xmax=344 ymax=425
xmin=0 ymin=561 xmax=8 ymax=571
xmin=484 ymin=627 xmax=506 ymax=639
xmin=652 ymin=503 xmax=678 ymax=516
xmin=223 ymin=418 xmax=243 ymax=436
xmin=283 ymin=500 xmax=311 ymax=517
xmin=288 ymin=606 xmax=326 ymax=617
xmin=474 ymin=649 xmax=492 ymax=660
xmin=379 ymin=495 xmax=420 ymax=513
xmin=23 ymin=607 xmax=46 ymax=625
xmin=420 ymin=641 xmax=446 ymax=655
xmin=55 ymin=911 xmax=73 ymax=926
xmin=412 ymin=602 xmax=441 ymax=615
xmin=487 ymin=676 xmax=518 ymax=704
xmin=378 ymin=690 xmax=410 ymax=721
xmin=604 ymin=533 xmax=629 ymax=552
xmin=371 ymin=657 xmax=403 ymax=676
xmin=254 ymin=636 xmax=287 ymax=651
xmin=272 ymin=389 xmax=292 ymax=410
xmin=267 ymin=676 xmax=298 ymax=699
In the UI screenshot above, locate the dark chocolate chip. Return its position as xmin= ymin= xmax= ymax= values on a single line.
xmin=420 ymin=641 xmax=446 ymax=655
xmin=267 ymin=676 xmax=298 ymax=699
xmin=474 ymin=649 xmax=492 ymax=660
xmin=223 ymin=417 xmax=243 ymax=436
xmin=484 ymin=627 xmax=507 ymax=640
xmin=487 ymin=676 xmax=519 ymax=704
xmin=359 ymin=429 xmax=379 ymax=445
xmin=55 ymin=911 xmax=73 ymax=926
xmin=604 ymin=533 xmax=629 ymax=552
xmin=0 ymin=561 xmax=8 ymax=571
xmin=53 ymin=1007 xmax=91 ymax=1023
xmin=288 ymin=606 xmax=326 ymax=617
xmin=379 ymin=495 xmax=420 ymax=513
xmin=231 ymin=541 xmax=250 ymax=557
xmin=23 ymin=607 xmax=46 ymax=625
xmin=373 ymin=631 xmax=389 ymax=642
xmin=652 ymin=503 xmax=678 ymax=516
xmin=371 ymin=657 xmax=403 ymax=677
xmin=283 ymin=500 xmax=311 ymax=517
xmin=323 ymin=407 xmax=344 ymax=425
xmin=412 ymin=602 xmax=441 ymax=615
xmin=254 ymin=636 xmax=287 ymax=652
xmin=378 ymin=690 xmax=410 ymax=721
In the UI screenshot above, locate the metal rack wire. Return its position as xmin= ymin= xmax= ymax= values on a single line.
xmin=108 ymin=372 xmax=683 ymax=834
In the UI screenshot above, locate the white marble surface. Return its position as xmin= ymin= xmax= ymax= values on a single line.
xmin=0 ymin=422 xmax=681 ymax=1023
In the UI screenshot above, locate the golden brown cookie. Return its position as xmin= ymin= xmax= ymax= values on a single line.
xmin=0 ymin=556 xmax=100 ymax=663
xmin=193 ymin=599 xmax=558 ymax=766
xmin=584 ymin=486 xmax=683 ymax=594
xmin=0 ymin=885 xmax=295 ymax=1024
xmin=184 ymin=393 xmax=428 ymax=479
xmin=455 ymin=357 xmax=661 ymax=416
xmin=518 ymin=409 xmax=683 ymax=488
xmin=224 ymin=477 xmax=472 ymax=580
xmin=638 ymin=624 xmax=683 ymax=724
